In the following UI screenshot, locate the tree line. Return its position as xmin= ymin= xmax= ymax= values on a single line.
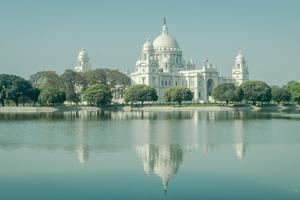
xmin=125 ymin=80 xmax=300 ymax=106
xmin=213 ymin=80 xmax=300 ymax=106
xmin=0 ymin=69 xmax=130 ymax=106
xmin=1 ymin=69 xmax=300 ymax=107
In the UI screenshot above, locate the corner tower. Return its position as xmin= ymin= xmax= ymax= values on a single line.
xmin=232 ymin=52 xmax=249 ymax=86
xmin=74 ymin=48 xmax=90 ymax=73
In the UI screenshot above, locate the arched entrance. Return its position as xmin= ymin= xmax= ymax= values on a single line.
xmin=207 ymin=79 xmax=214 ymax=97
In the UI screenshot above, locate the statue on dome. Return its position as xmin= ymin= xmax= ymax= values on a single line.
xmin=163 ymin=17 xmax=167 ymax=25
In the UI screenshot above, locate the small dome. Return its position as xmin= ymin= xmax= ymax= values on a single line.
xmin=143 ymin=39 xmax=154 ymax=51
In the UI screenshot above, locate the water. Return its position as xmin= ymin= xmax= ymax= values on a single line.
xmin=0 ymin=110 xmax=300 ymax=200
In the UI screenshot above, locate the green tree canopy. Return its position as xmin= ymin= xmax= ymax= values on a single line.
xmin=38 ymin=90 xmax=66 ymax=106
xmin=124 ymin=85 xmax=158 ymax=105
xmin=283 ymin=81 xmax=300 ymax=104
xmin=82 ymin=68 xmax=131 ymax=87
xmin=106 ymin=69 xmax=131 ymax=86
xmin=82 ymin=69 xmax=107 ymax=86
xmin=213 ymin=83 xmax=243 ymax=105
xmin=240 ymin=81 xmax=272 ymax=105
xmin=164 ymin=86 xmax=193 ymax=106
xmin=0 ymin=74 xmax=11 ymax=106
xmin=29 ymin=71 xmax=61 ymax=91
xmin=28 ymin=88 xmax=40 ymax=106
xmin=0 ymin=74 xmax=34 ymax=106
xmin=60 ymin=70 xmax=81 ymax=104
xmin=83 ymin=84 xmax=112 ymax=106
xmin=271 ymin=86 xmax=291 ymax=105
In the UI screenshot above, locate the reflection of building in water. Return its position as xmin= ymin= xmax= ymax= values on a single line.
xmin=233 ymin=117 xmax=246 ymax=160
xmin=78 ymin=144 xmax=89 ymax=168
xmin=134 ymin=115 xmax=190 ymax=194
xmin=234 ymin=142 xmax=245 ymax=160
xmin=195 ymin=111 xmax=247 ymax=159
xmin=136 ymin=144 xmax=183 ymax=193
xmin=200 ymin=112 xmax=217 ymax=155
xmin=77 ymin=118 xmax=89 ymax=167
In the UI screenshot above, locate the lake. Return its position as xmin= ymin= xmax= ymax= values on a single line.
xmin=0 ymin=110 xmax=300 ymax=200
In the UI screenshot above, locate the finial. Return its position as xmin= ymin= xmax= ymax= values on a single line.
xmin=161 ymin=18 xmax=168 ymax=35
xmin=163 ymin=17 xmax=167 ymax=25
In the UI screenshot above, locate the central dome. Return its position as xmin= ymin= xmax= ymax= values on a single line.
xmin=153 ymin=35 xmax=180 ymax=49
xmin=153 ymin=24 xmax=180 ymax=50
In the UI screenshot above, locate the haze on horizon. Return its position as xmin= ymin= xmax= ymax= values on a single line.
xmin=0 ymin=0 xmax=299 ymax=85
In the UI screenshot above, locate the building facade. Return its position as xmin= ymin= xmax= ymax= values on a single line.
xmin=130 ymin=20 xmax=249 ymax=101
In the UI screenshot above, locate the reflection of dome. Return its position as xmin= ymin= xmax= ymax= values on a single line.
xmin=136 ymin=144 xmax=183 ymax=193
xmin=153 ymin=24 xmax=180 ymax=50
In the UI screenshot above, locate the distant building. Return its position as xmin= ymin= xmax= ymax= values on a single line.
xmin=74 ymin=48 xmax=90 ymax=73
xmin=130 ymin=19 xmax=249 ymax=101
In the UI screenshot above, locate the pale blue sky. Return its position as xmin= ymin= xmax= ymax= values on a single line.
xmin=0 ymin=0 xmax=299 ymax=85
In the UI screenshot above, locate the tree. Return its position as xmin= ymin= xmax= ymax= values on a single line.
xmin=38 ymin=90 xmax=66 ymax=106
xmin=0 ymin=74 xmax=33 ymax=106
xmin=60 ymin=70 xmax=81 ymax=104
xmin=29 ymin=71 xmax=61 ymax=91
xmin=28 ymin=88 xmax=41 ymax=106
xmin=82 ymin=69 xmax=108 ymax=86
xmin=284 ymin=81 xmax=300 ymax=104
xmin=240 ymin=81 xmax=272 ymax=105
xmin=271 ymin=86 xmax=291 ymax=105
xmin=233 ymin=87 xmax=244 ymax=102
xmin=213 ymin=83 xmax=242 ymax=105
xmin=83 ymin=84 xmax=112 ymax=106
xmin=0 ymin=74 xmax=10 ymax=106
xmin=124 ymin=85 xmax=158 ymax=105
xmin=106 ymin=69 xmax=131 ymax=86
xmin=82 ymin=68 xmax=131 ymax=87
xmin=164 ymin=86 xmax=193 ymax=106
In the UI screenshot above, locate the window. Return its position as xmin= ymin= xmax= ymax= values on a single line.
xmin=199 ymin=92 xmax=201 ymax=98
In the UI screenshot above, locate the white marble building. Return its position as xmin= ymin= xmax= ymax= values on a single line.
xmin=74 ymin=48 xmax=90 ymax=73
xmin=130 ymin=20 xmax=249 ymax=101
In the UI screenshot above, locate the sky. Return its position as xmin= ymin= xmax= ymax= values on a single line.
xmin=0 ymin=0 xmax=299 ymax=85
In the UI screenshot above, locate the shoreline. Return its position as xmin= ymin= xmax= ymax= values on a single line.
xmin=0 ymin=105 xmax=299 ymax=113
